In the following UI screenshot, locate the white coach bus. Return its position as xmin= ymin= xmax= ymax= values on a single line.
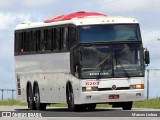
xmin=14 ymin=12 xmax=150 ymax=111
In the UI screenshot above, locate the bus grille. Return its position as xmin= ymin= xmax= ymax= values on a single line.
xmin=98 ymin=87 xmax=130 ymax=91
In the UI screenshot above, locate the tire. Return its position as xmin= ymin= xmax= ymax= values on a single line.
xmin=34 ymin=84 xmax=47 ymax=110
xmin=27 ymin=85 xmax=35 ymax=110
xmin=67 ymin=85 xmax=77 ymax=112
xmin=122 ymin=102 xmax=133 ymax=110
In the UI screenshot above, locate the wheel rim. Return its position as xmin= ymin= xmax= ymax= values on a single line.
xmin=68 ymin=89 xmax=73 ymax=104
xmin=67 ymin=86 xmax=74 ymax=110
xmin=70 ymin=91 xmax=74 ymax=105
xmin=28 ymin=87 xmax=33 ymax=109
xmin=34 ymin=86 xmax=40 ymax=110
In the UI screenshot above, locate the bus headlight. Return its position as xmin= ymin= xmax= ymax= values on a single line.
xmin=86 ymin=87 xmax=92 ymax=91
xmin=82 ymin=87 xmax=98 ymax=92
xmin=130 ymin=84 xmax=144 ymax=89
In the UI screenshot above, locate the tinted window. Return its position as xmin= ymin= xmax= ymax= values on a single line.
xmin=79 ymin=44 xmax=144 ymax=79
xmin=62 ymin=27 xmax=69 ymax=50
xmin=15 ymin=26 xmax=74 ymax=55
xmin=69 ymin=27 xmax=76 ymax=49
xmin=79 ymin=24 xmax=141 ymax=42
xmin=47 ymin=29 xmax=52 ymax=51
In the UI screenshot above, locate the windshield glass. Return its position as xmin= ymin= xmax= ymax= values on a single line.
xmin=79 ymin=44 xmax=144 ymax=79
xmin=79 ymin=24 xmax=141 ymax=42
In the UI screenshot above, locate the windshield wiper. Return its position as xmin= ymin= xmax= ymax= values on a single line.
xmin=81 ymin=55 xmax=111 ymax=71
xmin=115 ymin=59 xmax=130 ymax=78
xmin=97 ymin=56 xmax=112 ymax=79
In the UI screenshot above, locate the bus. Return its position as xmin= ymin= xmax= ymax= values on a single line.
xmin=14 ymin=11 xmax=150 ymax=111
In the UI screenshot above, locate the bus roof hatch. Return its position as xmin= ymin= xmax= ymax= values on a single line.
xmin=44 ymin=11 xmax=107 ymax=23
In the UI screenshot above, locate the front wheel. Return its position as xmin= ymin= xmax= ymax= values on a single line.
xmin=122 ymin=102 xmax=133 ymax=110
xmin=67 ymin=85 xmax=77 ymax=111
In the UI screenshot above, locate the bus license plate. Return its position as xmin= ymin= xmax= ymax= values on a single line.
xmin=109 ymin=94 xmax=119 ymax=99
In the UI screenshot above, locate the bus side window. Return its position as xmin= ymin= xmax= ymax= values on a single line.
xmin=47 ymin=29 xmax=52 ymax=51
xmin=15 ymin=32 xmax=22 ymax=54
xmin=23 ymin=32 xmax=26 ymax=52
xmin=53 ymin=28 xmax=56 ymax=51
xmin=26 ymin=31 xmax=30 ymax=52
xmin=32 ymin=31 xmax=37 ymax=52
xmin=62 ymin=27 xmax=68 ymax=51
xmin=68 ymin=27 xmax=76 ymax=50
xmin=36 ymin=30 xmax=41 ymax=52
xmin=40 ymin=29 xmax=46 ymax=52
xmin=19 ymin=32 xmax=23 ymax=53
xmin=29 ymin=31 xmax=35 ymax=52
xmin=23 ymin=31 xmax=31 ymax=52
xmin=15 ymin=32 xmax=18 ymax=54
xmin=54 ymin=28 xmax=61 ymax=51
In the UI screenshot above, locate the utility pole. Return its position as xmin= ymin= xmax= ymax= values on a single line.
xmin=147 ymin=69 xmax=149 ymax=99
xmin=146 ymin=69 xmax=160 ymax=99
xmin=12 ymin=89 xmax=14 ymax=100
xmin=1 ymin=89 xmax=3 ymax=100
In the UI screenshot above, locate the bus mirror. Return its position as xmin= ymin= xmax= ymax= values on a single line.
xmin=144 ymin=50 xmax=150 ymax=64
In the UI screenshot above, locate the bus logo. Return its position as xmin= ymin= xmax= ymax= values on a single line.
xmin=112 ymin=85 xmax=117 ymax=90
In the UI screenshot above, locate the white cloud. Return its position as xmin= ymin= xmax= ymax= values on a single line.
xmin=18 ymin=0 xmax=56 ymax=8
xmin=0 ymin=39 xmax=15 ymax=88
xmin=100 ymin=0 xmax=160 ymax=13
xmin=0 ymin=0 xmax=57 ymax=9
xmin=0 ymin=13 xmax=31 ymax=30
xmin=0 ymin=0 xmax=13 ymax=8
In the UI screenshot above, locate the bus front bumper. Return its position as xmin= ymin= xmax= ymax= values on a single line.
xmin=75 ymin=89 xmax=144 ymax=104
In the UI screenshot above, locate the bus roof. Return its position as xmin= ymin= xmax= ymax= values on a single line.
xmin=44 ymin=11 xmax=106 ymax=23
xmin=15 ymin=12 xmax=139 ymax=30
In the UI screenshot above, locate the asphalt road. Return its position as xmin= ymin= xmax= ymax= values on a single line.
xmin=0 ymin=106 xmax=160 ymax=120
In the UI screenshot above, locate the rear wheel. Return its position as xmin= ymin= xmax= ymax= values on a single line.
xmin=27 ymin=85 xmax=35 ymax=110
xmin=34 ymin=84 xmax=47 ymax=110
xmin=122 ymin=102 xmax=133 ymax=110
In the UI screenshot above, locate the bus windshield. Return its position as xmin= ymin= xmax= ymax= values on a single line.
xmin=79 ymin=24 xmax=141 ymax=42
xmin=79 ymin=44 xmax=144 ymax=79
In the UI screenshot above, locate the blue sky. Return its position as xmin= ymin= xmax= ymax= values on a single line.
xmin=0 ymin=0 xmax=160 ymax=98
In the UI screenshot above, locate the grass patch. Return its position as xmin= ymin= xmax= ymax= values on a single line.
xmin=133 ymin=98 xmax=160 ymax=109
xmin=97 ymin=104 xmax=111 ymax=108
xmin=0 ymin=100 xmax=27 ymax=106
xmin=49 ymin=103 xmax=111 ymax=108
xmin=49 ymin=104 xmax=67 ymax=107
